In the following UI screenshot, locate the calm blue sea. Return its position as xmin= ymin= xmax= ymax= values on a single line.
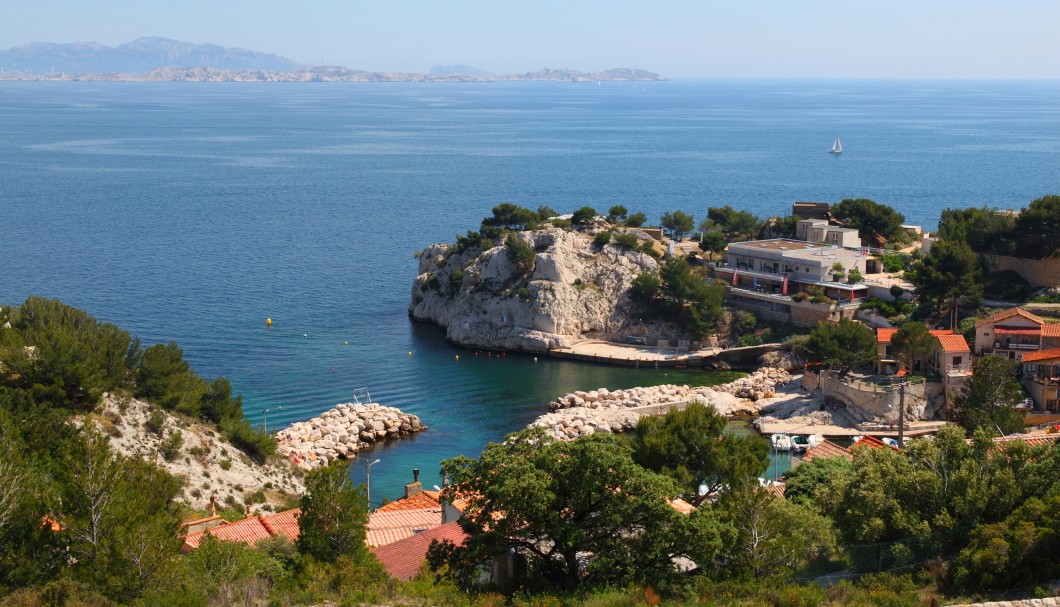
xmin=2 ymin=80 xmax=1058 ymax=501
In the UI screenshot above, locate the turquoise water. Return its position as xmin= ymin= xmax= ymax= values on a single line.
xmin=2 ymin=80 xmax=1057 ymax=502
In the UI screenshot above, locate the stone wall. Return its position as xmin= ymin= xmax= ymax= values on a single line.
xmin=820 ymin=373 xmax=928 ymax=422
xmin=988 ymin=254 xmax=1060 ymax=287
xmin=790 ymin=303 xmax=834 ymax=327
xmin=276 ymin=403 xmax=425 ymax=468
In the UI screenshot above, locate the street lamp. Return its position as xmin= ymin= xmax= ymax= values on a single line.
xmin=366 ymin=458 xmax=381 ymax=506
xmin=262 ymin=408 xmax=269 ymax=434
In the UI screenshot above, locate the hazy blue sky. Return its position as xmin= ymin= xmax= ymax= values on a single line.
xmin=4 ymin=0 xmax=1058 ymax=78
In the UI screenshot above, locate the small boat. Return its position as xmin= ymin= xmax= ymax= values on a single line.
xmin=771 ymin=433 xmax=793 ymax=452
xmin=830 ymin=137 xmax=843 ymax=154
xmin=791 ymin=434 xmax=822 ymax=453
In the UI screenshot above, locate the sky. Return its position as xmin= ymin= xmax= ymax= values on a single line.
xmin=3 ymin=0 xmax=1059 ymax=78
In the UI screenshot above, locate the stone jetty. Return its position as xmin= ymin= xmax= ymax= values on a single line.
xmin=532 ymin=368 xmax=792 ymax=441
xmin=276 ymin=403 xmax=425 ymax=469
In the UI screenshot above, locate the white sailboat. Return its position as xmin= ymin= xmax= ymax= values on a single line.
xmin=830 ymin=137 xmax=843 ymax=154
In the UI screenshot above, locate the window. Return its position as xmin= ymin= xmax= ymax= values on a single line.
xmin=953 ymin=356 xmax=962 ymax=366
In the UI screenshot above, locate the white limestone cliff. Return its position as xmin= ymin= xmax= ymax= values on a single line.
xmin=410 ymin=228 xmax=660 ymax=352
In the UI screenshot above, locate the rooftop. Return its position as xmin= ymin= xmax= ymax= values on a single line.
xmin=728 ymin=239 xmax=869 ymax=261
xmin=976 ymin=307 xmax=1046 ymax=328
xmin=182 ymin=508 xmax=301 ymax=552
xmin=801 ymin=439 xmax=853 ymax=462
xmin=366 ymin=507 xmax=443 ymax=548
xmin=1022 ymin=348 xmax=1060 ymax=363
xmin=371 ymin=521 xmax=467 ymax=581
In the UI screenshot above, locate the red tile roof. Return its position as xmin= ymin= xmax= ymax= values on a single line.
xmin=852 ymin=435 xmax=898 ymax=450
xmin=877 ymin=328 xmax=897 ymax=344
xmin=935 ymin=334 xmax=971 ymax=353
xmin=366 ymin=507 xmax=443 ymax=548
xmin=260 ymin=509 xmax=301 ymax=542
xmin=668 ymin=498 xmax=696 ymax=515
xmin=976 ymin=307 xmax=1045 ymax=328
xmin=801 ymin=439 xmax=853 ymax=462
xmin=928 ymin=329 xmax=954 ymax=337
xmin=376 ymin=490 xmax=442 ymax=513
xmin=991 ymin=434 xmax=1058 ymax=447
xmin=1022 ymin=348 xmax=1060 ymax=363
xmin=762 ymin=483 xmax=787 ymax=497
xmin=1043 ymin=324 xmax=1060 ymax=337
xmin=371 ymin=521 xmax=468 ymax=581
xmin=182 ymin=508 xmax=301 ymax=552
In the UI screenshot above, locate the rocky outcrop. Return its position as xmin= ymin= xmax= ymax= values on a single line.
xmin=533 ymin=368 xmax=793 ymax=441
xmin=94 ymin=394 xmax=304 ymax=513
xmin=410 ymin=228 xmax=661 ymax=352
xmin=276 ymin=403 xmax=425 ymax=469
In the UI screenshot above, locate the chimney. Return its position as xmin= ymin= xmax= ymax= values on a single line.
xmin=404 ymin=468 xmax=422 ymax=498
xmin=209 ymin=495 xmax=218 ymax=516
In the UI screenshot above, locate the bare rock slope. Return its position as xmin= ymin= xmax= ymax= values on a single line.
xmin=410 ymin=228 xmax=659 ymax=352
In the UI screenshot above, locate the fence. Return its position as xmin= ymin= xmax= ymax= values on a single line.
xmin=795 ymin=536 xmax=946 ymax=584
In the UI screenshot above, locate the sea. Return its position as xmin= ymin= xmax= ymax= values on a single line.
xmin=2 ymin=79 xmax=1059 ymax=503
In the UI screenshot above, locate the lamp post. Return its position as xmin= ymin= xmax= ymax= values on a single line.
xmin=366 ymin=458 xmax=381 ymax=507
xmin=262 ymin=408 xmax=269 ymax=434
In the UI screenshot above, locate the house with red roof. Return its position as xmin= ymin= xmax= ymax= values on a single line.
xmin=875 ymin=326 xmax=971 ymax=405
xmin=975 ymin=307 xmax=1060 ymax=361
xmin=1021 ymin=348 xmax=1060 ymax=411
xmin=371 ymin=521 xmax=468 ymax=581
xmin=182 ymin=508 xmax=301 ymax=553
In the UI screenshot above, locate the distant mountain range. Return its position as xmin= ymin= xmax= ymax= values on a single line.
xmin=0 ymin=38 xmax=664 ymax=82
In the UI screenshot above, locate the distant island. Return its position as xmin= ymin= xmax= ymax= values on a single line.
xmin=0 ymin=37 xmax=665 ymax=82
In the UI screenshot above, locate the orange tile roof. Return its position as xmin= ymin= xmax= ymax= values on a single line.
xmin=1043 ymin=324 xmax=1060 ymax=337
xmin=852 ymin=435 xmax=898 ymax=450
xmin=1022 ymin=348 xmax=1060 ymax=363
xmin=376 ymin=490 xmax=442 ymax=513
xmin=371 ymin=521 xmax=468 ymax=581
xmin=975 ymin=307 xmax=1045 ymax=328
xmin=801 ymin=439 xmax=853 ymax=462
xmin=935 ymin=334 xmax=970 ymax=353
xmin=366 ymin=507 xmax=443 ymax=548
xmin=260 ymin=509 xmax=301 ymax=542
xmin=928 ymin=329 xmax=954 ymax=337
xmin=762 ymin=483 xmax=787 ymax=498
xmin=182 ymin=508 xmax=302 ymax=552
xmin=991 ymin=434 xmax=1058 ymax=448
xmin=668 ymin=498 xmax=696 ymax=515
xmin=877 ymin=328 xmax=897 ymax=344
xmin=180 ymin=515 xmax=223 ymax=529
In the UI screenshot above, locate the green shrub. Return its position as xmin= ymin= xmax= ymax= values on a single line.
xmin=613 ymin=233 xmax=640 ymax=250
xmin=593 ymin=231 xmax=612 ymax=247
xmin=146 ymin=409 xmax=166 ymax=435
xmin=505 ymin=233 xmax=536 ymax=272
xmin=219 ymin=459 xmax=232 ymax=471
xmin=160 ymin=430 xmax=183 ymax=461
xmin=221 ymin=418 xmax=276 ymax=463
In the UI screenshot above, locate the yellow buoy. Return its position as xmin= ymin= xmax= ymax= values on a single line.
xmin=455 ymin=355 xmax=460 ymax=361
xmin=344 ymin=341 xmax=349 ymax=346
xmin=408 ymin=351 xmax=413 ymax=356
xmin=265 ymin=317 xmax=272 ymax=327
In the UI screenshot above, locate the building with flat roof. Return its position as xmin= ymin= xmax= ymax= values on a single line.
xmin=714 ymin=239 xmax=871 ymax=326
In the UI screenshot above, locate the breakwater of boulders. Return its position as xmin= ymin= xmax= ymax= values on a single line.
xmin=532 ymin=367 xmax=792 ymax=441
xmin=276 ymin=403 xmax=425 ymax=469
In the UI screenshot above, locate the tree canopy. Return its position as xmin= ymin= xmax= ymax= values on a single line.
xmin=631 ymin=402 xmax=770 ymax=505
xmin=802 ymin=318 xmax=876 ymax=377
xmin=830 ymin=198 xmax=906 ymax=244
xmin=481 ymin=203 xmax=538 ymax=231
xmin=660 ymin=210 xmax=694 ymax=240
xmin=890 ymin=322 xmax=933 ymax=371
xmin=1014 ymin=194 xmax=1060 ymax=258
xmin=907 ymin=239 xmax=983 ymax=328
xmin=297 ymin=462 xmax=372 ymax=564
xmin=701 ymin=206 xmax=761 ymax=243
xmin=950 ymin=356 xmax=1026 ymax=435
xmin=433 ymin=428 xmax=694 ymax=592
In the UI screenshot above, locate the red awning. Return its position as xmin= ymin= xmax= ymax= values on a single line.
xmin=994 ymin=328 xmax=1041 ymax=336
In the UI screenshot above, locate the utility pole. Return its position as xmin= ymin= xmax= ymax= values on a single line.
xmin=897 ymin=382 xmax=906 ymax=448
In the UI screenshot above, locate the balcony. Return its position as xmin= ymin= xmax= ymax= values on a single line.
xmin=995 ymin=342 xmax=1041 ymax=351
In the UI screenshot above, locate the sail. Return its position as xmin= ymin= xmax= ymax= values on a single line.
xmin=830 ymin=137 xmax=843 ymax=154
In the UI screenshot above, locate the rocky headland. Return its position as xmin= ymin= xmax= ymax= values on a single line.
xmin=410 ymin=227 xmax=664 ymax=352
xmin=531 ymin=367 xmax=794 ymax=440
xmin=275 ymin=402 xmax=425 ymax=469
